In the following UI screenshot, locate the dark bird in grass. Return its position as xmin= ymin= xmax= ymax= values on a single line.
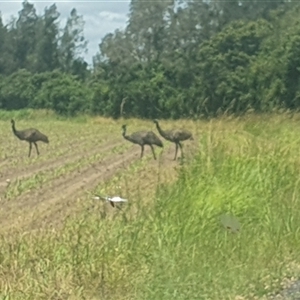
xmin=122 ymin=124 xmax=163 ymax=160
xmin=11 ymin=119 xmax=49 ymax=157
xmin=153 ymin=119 xmax=193 ymax=160
xmin=220 ymin=214 xmax=241 ymax=234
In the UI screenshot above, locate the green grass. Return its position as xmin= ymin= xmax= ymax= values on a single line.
xmin=1 ymin=111 xmax=300 ymax=299
xmin=0 ymin=108 xmax=91 ymax=123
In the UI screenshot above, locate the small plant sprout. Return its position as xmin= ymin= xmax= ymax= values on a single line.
xmin=220 ymin=214 xmax=241 ymax=233
xmin=93 ymin=194 xmax=128 ymax=208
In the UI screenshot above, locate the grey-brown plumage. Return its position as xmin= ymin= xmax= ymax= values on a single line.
xmin=153 ymin=119 xmax=193 ymax=160
xmin=122 ymin=124 xmax=163 ymax=160
xmin=11 ymin=119 xmax=49 ymax=157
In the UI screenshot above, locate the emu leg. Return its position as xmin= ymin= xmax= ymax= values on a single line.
xmin=178 ymin=142 xmax=183 ymax=159
xmin=150 ymin=145 xmax=157 ymax=160
xmin=140 ymin=145 xmax=144 ymax=158
xmin=34 ymin=142 xmax=40 ymax=155
xmin=28 ymin=142 xmax=32 ymax=157
xmin=174 ymin=143 xmax=178 ymax=160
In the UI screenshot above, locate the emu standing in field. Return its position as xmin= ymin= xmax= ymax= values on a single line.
xmin=11 ymin=119 xmax=49 ymax=157
xmin=122 ymin=124 xmax=163 ymax=160
xmin=153 ymin=119 xmax=193 ymax=160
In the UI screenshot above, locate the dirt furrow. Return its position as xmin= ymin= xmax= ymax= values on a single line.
xmin=0 ymin=137 xmax=196 ymax=234
xmin=0 ymin=132 xmax=123 ymax=179
xmin=0 ymin=145 xmax=141 ymax=232
xmin=0 ymin=132 xmax=122 ymax=177
xmin=28 ymin=147 xmax=143 ymax=229
xmin=0 ymin=138 xmax=124 ymax=193
xmin=38 ymin=144 xmax=179 ymax=229
xmin=0 ymin=142 xmax=134 ymax=212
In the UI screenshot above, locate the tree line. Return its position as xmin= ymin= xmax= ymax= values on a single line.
xmin=1 ymin=0 xmax=299 ymax=118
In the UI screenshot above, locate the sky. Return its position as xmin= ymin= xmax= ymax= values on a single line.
xmin=0 ymin=0 xmax=131 ymax=66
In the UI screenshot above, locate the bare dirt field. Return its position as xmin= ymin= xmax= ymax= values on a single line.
xmin=0 ymin=119 xmax=197 ymax=234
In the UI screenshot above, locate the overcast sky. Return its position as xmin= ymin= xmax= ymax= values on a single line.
xmin=0 ymin=1 xmax=130 ymax=66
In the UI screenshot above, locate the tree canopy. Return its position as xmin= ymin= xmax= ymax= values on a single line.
xmin=0 ymin=0 xmax=299 ymax=118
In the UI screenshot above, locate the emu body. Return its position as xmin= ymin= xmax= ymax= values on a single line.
xmin=122 ymin=124 xmax=163 ymax=160
xmin=153 ymin=119 xmax=193 ymax=160
xmin=11 ymin=119 xmax=49 ymax=157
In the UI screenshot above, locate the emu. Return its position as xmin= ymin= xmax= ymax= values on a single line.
xmin=122 ymin=124 xmax=163 ymax=160
xmin=11 ymin=119 xmax=49 ymax=157
xmin=153 ymin=119 xmax=193 ymax=160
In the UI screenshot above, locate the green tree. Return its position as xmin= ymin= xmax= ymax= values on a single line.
xmin=193 ymin=19 xmax=273 ymax=115
xmin=14 ymin=1 xmax=38 ymax=70
xmin=35 ymin=4 xmax=60 ymax=72
xmin=34 ymin=70 xmax=91 ymax=115
xmin=127 ymin=0 xmax=174 ymax=63
xmin=59 ymin=8 xmax=88 ymax=74
xmin=0 ymin=14 xmax=8 ymax=74
xmin=0 ymin=69 xmax=36 ymax=109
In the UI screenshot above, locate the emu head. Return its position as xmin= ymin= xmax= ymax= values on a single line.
xmin=121 ymin=125 xmax=127 ymax=134
xmin=153 ymin=119 xmax=159 ymax=124
xmin=11 ymin=119 xmax=15 ymax=126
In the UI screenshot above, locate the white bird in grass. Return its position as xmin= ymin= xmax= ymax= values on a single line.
xmin=93 ymin=194 xmax=128 ymax=208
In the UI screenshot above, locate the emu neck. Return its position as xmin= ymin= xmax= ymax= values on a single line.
xmin=155 ymin=122 xmax=166 ymax=138
xmin=122 ymin=127 xmax=136 ymax=144
xmin=12 ymin=123 xmax=18 ymax=136
xmin=122 ymin=128 xmax=128 ymax=139
xmin=12 ymin=123 xmax=22 ymax=140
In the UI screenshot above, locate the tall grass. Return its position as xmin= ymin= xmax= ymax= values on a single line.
xmin=1 ymin=114 xmax=300 ymax=299
xmin=144 ymin=129 xmax=300 ymax=299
